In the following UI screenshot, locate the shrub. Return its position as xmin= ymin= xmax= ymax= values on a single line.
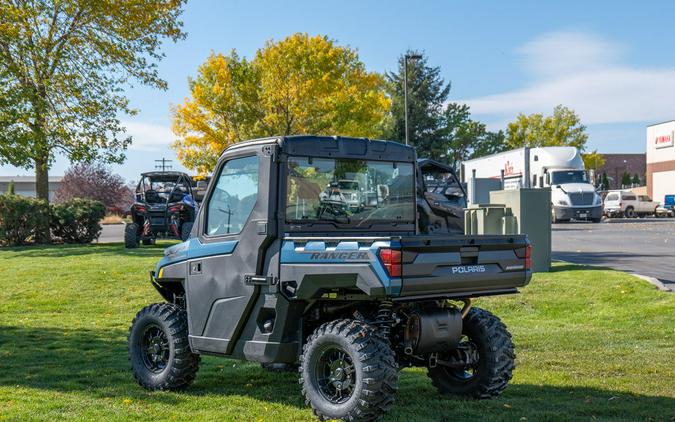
xmin=0 ymin=194 xmax=50 ymax=246
xmin=50 ymin=199 xmax=106 ymax=244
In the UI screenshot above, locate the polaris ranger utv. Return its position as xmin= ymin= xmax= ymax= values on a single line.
xmin=125 ymin=171 xmax=197 ymax=248
xmin=128 ymin=136 xmax=531 ymax=421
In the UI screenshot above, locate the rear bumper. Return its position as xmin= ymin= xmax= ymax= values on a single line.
xmin=554 ymin=205 xmax=602 ymax=220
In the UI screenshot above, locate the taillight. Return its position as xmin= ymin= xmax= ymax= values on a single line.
xmin=378 ymin=248 xmax=402 ymax=277
xmin=525 ymin=244 xmax=532 ymax=270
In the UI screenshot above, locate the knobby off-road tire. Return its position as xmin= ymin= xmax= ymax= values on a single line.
xmin=124 ymin=223 xmax=139 ymax=248
xmin=181 ymin=222 xmax=193 ymax=241
xmin=128 ymin=303 xmax=200 ymax=390
xmin=300 ymin=319 xmax=398 ymax=421
xmin=428 ymin=307 xmax=515 ymax=399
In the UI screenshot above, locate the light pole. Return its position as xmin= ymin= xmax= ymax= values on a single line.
xmin=404 ymin=54 xmax=422 ymax=146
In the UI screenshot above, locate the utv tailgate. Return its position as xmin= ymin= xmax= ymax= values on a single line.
xmin=398 ymin=235 xmax=531 ymax=298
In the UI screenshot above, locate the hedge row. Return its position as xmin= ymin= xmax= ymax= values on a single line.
xmin=0 ymin=195 xmax=106 ymax=246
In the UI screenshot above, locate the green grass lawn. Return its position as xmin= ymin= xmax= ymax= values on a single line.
xmin=0 ymin=243 xmax=673 ymax=421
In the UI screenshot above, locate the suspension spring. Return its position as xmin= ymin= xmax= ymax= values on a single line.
xmin=376 ymin=300 xmax=394 ymax=340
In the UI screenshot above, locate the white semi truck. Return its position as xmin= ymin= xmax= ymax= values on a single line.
xmin=461 ymin=146 xmax=603 ymax=223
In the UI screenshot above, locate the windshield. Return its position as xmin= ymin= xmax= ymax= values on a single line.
xmin=550 ymin=170 xmax=587 ymax=185
xmin=286 ymin=157 xmax=415 ymax=226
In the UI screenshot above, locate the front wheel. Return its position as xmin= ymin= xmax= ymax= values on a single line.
xmin=300 ymin=319 xmax=398 ymax=421
xmin=128 ymin=303 xmax=200 ymax=390
xmin=427 ymin=307 xmax=515 ymax=399
xmin=624 ymin=206 xmax=636 ymax=218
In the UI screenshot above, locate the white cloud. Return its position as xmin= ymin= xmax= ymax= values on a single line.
xmin=122 ymin=120 xmax=174 ymax=151
xmin=461 ymin=31 xmax=675 ymax=126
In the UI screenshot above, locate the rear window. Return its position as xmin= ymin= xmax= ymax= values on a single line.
xmin=286 ymin=156 xmax=415 ymax=226
xmin=606 ymin=193 xmax=619 ymax=201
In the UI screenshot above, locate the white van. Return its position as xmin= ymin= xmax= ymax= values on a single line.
xmin=604 ymin=190 xmax=659 ymax=218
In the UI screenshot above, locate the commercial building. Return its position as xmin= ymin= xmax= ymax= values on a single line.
xmin=646 ymin=120 xmax=675 ymax=204
xmin=596 ymin=153 xmax=646 ymax=189
xmin=0 ymin=176 xmax=63 ymax=200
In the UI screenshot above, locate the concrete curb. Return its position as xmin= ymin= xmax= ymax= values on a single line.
xmin=551 ymin=259 xmax=672 ymax=292
xmin=631 ymin=274 xmax=672 ymax=292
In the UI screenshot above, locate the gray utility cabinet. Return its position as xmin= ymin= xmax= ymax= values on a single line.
xmin=490 ymin=188 xmax=551 ymax=272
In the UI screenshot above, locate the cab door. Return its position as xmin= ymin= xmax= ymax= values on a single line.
xmin=185 ymin=144 xmax=277 ymax=355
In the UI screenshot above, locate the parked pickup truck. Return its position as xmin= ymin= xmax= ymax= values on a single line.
xmin=128 ymin=136 xmax=531 ymax=421
xmin=604 ymin=190 xmax=659 ymax=218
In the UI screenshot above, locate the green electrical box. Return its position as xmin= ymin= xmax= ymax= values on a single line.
xmin=464 ymin=204 xmax=516 ymax=235
xmin=490 ymin=188 xmax=551 ymax=272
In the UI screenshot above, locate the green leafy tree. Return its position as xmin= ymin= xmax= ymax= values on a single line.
xmin=0 ymin=0 xmax=187 ymax=203
xmin=601 ymin=172 xmax=610 ymax=190
xmin=434 ymin=103 xmax=506 ymax=167
xmin=632 ymin=173 xmax=641 ymax=186
xmin=621 ymin=171 xmax=632 ymax=188
xmin=385 ymin=51 xmax=450 ymax=150
xmin=506 ymin=105 xmax=588 ymax=150
xmin=172 ymin=34 xmax=390 ymax=173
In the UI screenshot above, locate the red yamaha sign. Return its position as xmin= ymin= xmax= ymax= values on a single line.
xmin=655 ymin=132 xmax=674 ymax=149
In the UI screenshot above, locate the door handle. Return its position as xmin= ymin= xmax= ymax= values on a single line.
xmin=189 ymin=261 xmax=202 ymax=275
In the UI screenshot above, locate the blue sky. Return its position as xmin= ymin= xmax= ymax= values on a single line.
xmin=3 ymin=0 xmax=675 ymax=182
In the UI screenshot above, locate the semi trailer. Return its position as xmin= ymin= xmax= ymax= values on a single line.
xmin=461 ymin=146 xmax=603 ymax=223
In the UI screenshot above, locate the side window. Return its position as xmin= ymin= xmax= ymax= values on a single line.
xmin=623 ymin=194 xmax=636 ymax=201
xmin=206 ymin=156 xmax=259 ymax=236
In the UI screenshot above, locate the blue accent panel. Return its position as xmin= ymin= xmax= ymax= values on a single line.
xmin=155 ymin=238 xmax=239 ymax=275
xmin=280 ymin=239 xmax=401 ymax=296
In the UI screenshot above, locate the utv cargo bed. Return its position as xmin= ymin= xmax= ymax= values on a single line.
xmin=398 ymin=234 xmax=530 ymax=299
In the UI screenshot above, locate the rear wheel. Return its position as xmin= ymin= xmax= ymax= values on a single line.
xmin=124 ymin=223 xmax=139 ymax=248
xmin=128 ymin=303 xmax=200 ymax=390
xmin=300 ymin=319 xmax=398 ymax=421
xmin=427 ymin=307 xmax=514 ymax=399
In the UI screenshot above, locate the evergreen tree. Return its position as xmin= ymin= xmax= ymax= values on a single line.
xmin=601 ymin=173 xmax=610 ymax=190
xmin=621 ymin=171 xmax=632 ymax=188
xmin=632 ymin=173 xmax=641 ymax=186
xmin=385 ymin=51 xmax=450 ymax=149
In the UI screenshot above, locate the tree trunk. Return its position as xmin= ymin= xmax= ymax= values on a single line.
xmin=34 ymin=156 xmax=50 ymax=202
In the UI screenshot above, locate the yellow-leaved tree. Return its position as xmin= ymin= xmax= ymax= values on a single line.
xmin=172 ymin=34 xmax=390 ymax=173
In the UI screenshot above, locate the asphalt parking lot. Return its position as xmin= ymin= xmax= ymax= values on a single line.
xmin=552 ymin=218 xmax=675 ymax=290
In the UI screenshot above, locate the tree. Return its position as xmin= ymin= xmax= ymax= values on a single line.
xmin=621 ymin=171 xmax=632 ymax=188
xmin=54 ymin=162 xmax=133 ymax=211
xmin=432 ymin=103 xmax=507 ymax=167
xmin=632 ymin=173 xmax=641 ymax=186
xmin=384 ymin=51 xmax=450 ymax=150
xmin=6 ymin=180 xmax=15 ymax=195
xmin=172 ymin=34 xmax=390 ymax=173
xmin=0 ymin=0 xmax=187 ymax=202
xmin=506 ymin=105 xmax=588 ymax=150
xmin=582 ymin=151 xmax=606 ymax=172
xmin=601 ymin=172 xmax=610 ymax=191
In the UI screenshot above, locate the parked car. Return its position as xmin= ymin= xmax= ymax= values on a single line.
xmin=664 ymin=194 xmax=675 ymax=212
xmin=604 ymin=190 xmax=659 ymax=218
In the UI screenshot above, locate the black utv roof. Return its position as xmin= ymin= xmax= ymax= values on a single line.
xmin=417 ymin=158 xmax=458 ymax=175
xmin=225 ymin=135 xmax=416 ymax=162
xmin=140 ymin=171 xmax=191 ymax=179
